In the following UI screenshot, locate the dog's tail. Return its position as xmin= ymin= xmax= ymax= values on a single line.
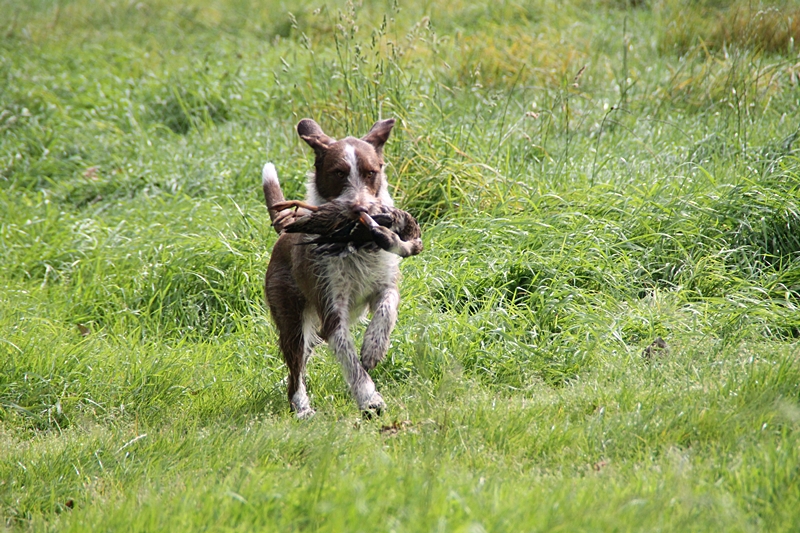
xmin=262 ymin=163 xmax=287 ymax=235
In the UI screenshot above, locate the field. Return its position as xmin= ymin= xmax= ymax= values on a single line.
xmin=2 ymin=0 xmax=800 ymax=530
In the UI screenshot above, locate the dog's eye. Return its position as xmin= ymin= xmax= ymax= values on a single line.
xmin=336 ymin=169 xmax=348 ymax=179
xmin=366 ymin=170 xmax=378 ymax=180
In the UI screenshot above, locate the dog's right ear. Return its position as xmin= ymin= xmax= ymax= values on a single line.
xmin=362 ymin=118 xmax=395 ymax=155
xmin=297 ymin=119 xmax=335 ymax=155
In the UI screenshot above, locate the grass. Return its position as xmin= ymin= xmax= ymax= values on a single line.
xmin=1 ymin=0 xmax=799 ymax=530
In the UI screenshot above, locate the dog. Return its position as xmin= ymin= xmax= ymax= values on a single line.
xmin=262 ymin=118 xmax=421 ymax=418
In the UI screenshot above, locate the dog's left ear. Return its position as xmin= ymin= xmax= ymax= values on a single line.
xmin=362 ymin=118 xmax=395 ymax=154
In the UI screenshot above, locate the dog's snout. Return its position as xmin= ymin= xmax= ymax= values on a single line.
xmin=349 ymin=202 xmax=382 ymax=219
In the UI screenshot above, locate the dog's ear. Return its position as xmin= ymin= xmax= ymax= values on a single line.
xmin=297 ymin=119 xmax=335 ymax=154
xmin=362 ymin=118 xmax=395 ymax=154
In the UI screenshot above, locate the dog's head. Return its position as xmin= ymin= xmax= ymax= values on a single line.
xmin=298 ymin=118 xmax=395 ymax=207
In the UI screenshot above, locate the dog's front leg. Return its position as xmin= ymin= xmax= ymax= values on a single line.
xmin=361 ymin=287 xmax=399 ymax=371
xmin=323 ymin=309 xmax=386 ymax=414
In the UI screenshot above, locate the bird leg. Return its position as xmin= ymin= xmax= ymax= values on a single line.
xmin=272 ymin=200 xmax=320 ymax=212
xmin=358 ymin=212 xmax=423 ymax=258
xmin=271 ymin=200 xmax=320 ymax=232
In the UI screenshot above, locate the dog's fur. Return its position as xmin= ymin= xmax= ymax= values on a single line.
xmin=262 ymin=118 xmax=413 ymax=418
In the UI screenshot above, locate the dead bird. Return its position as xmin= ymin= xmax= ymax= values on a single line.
xmin=273 ymin=199 xmax=422 ymax=257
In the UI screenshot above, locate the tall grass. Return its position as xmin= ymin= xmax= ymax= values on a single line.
xmin=2 ymin=0 xmax=800 ymax=530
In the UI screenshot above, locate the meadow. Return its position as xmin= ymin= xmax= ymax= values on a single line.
xmin=1 ymin=0 xmax=800 ymax=530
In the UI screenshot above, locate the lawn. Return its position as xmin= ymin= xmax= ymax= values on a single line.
xmin=1 ymin=0 xmax=799 ymax=530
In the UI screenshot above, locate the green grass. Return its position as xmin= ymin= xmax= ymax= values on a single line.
xmin=2 ymin=0 xmax=800 ymax=530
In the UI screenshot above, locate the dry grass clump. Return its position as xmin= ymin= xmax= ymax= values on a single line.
xmin=654 ymin=46 xmax=787 ymax=111
xmin=661 ymin=1 xmax=800 ymax=55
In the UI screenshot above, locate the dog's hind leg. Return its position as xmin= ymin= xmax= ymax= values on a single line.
xmin=279 ymin=324 xmax=315 ymax=418
xmin=295 ymin=308 xmax=321 ymax=415
xmin=361 ymin=287 xmax=399 ymax=371
xmin=265 ymin=248 xmax=316 ymax=418
xmin=270 ymin=301 xmax=316 ymax=418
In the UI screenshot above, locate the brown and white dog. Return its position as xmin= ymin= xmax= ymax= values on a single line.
xmin=262 ymin=118 xmax=420 ymax=418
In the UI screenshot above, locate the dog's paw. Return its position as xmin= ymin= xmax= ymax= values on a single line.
xmin=361 ymin=391 xmax=386 ymax=419
xmin=291 ymin=393 xmax=315 ymax=419
xmin=295 ymin=407 xmax=316 ymax=420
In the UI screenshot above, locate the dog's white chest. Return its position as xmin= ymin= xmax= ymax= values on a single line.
xmin=318 ymin=250 xmax=399 ymax=305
